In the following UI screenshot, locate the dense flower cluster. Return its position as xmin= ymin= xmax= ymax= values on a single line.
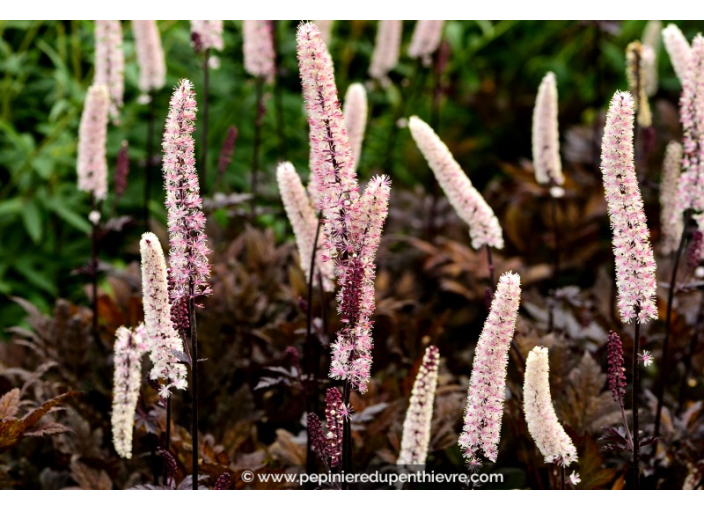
xmin=132 ymin=20 xmax=165 ymax=96
xmin=458 ymin=272 xmax=521 ymax=466
xmin=111 ymin=324 xmax=149 ymax=459
xmin=276 ymin=162 xmax=335 ymax=291
xmin=408 ymin=20 xmax=444 ymax=65
xmin=162 ymin=79 xmax=211 ymax=302
xmin=531 ymin=71 xmax=563 ymax=187
xmin=325 ymin=388 xmax=345 ymax=467
xmin=397 ymin=346 xmax=440 ymax=465
xmin=678 ymin=35 xmax=704 ymax=214
xmin=190 ymin=20 xmax=224 ymax=52
xmin=662 ymin=24 xmax=692 ymax=84
xmin=369 ymin=20 xmax=402 ymax=81
xmin=140 ymin=232 xmax=187 ymax=398
xmin=600 ymin=91 xmax=657 ymax=323
xmin=77 ymin=84 xmax=109 ymax=201
xmin=94 ymin=20 xmax=124 ymax=121
xmin=343 ymin=83 xmax=367 ymax=171
xmin=626 ymin=41 xmax=652 ymax=128
xmin=642 ymin=20 xmax=661 ymax=97
xmin=315 ymin=20 xmax=334 ymax=45
xmin=660 ymin=141 xmax=684 ymax=254
xmin=115 ymin=140 xmax=129 ymax=199
xmin=243 ymin=20 xmax=275 ymax=82
xmin=607 ymin=331 xmax=627 ymax=402
xmin=523 ymin=346 xmax=578 ymax=467
xmin=409 ymin=115 xmax=504 ymax=250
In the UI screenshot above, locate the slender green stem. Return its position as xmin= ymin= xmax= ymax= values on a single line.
xmin=201 ymin=49 xmax=210 ymax=188
xmin=90 ymin=193 xmax=99 ymax=344
xmin=163 ymin=396 xmax=171 ymax=485
xmin=190 ymin=296 xmax=199 ymax=490
xmin=548 ymin=193 xmax=560 ymax=333
xmin=632 ymin=313 xmax=641 ymax=490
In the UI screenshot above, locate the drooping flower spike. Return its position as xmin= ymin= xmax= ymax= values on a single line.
xmin=343 ymin=83 xmax=368 ymax=171
xmin=398 ymin=346 xmax=440 ymax=465
xmin=162 ymin=79 xmax=211 ymax=303
xmin=276 ymin=162 xmax=334 ymax=292
xmin=243 ymin=20 xmax=276 ymax=83
xmin=369 ymin=20 xmax=402 ymax=82
xmin=531 ymin=71 xmax=563 ymax=188
xmin=111 ymin=324 xmax=149 ymax=459
xmin=600 ymin=91 xmax=657 ymax=323
xmin=132 ymin=20 xmax=166 ymax=99
xmin=660 ymin=141 xmax=684 ymax=254
xmin=458 ymin=272 xmax=521 ymax=466
xmin=77 ymin=84 xmax=109 ymax=201
xmin=94 ymin=20 xmax=124 ymax=121
xmin=523 ymin=346 xmax=578 ymax=467
xmin=662 ymin=24 xmax=692 ymax=84
xmin=408 ymin=20 xmax=444 ymax=65
xmin=409 ymin=115 xmax=504 ymax=250
xmin=140 ymin=232 xmax=187 ymax=398
xmin=677 ymin=35 xmax=704 ymax=215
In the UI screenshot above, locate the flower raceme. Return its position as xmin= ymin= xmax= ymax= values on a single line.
xmin=660 ymin=141 xmax=684 ymax=254
xmin=243 ymin=20 xmax=276 ymax=83
xmin=600 ymin=91 xmax=657 ymax=323
xmin=343 ymin=83 xmax=368 ymax=171
xmin=140 ymin=232 xmax=187 ymax=398
xmin=607 ymin=331 xmax=627 ymax=403
xmin=77 ymin=84 xmax=109 ymax=201
xmin=408 ymin=20 xmax=444 ymax=65
xmin=409 ymin=115 xmax=504 ymax=250
xmin=190 ymin=20 xmax=224 ymax=52
xmin=662 ymin=24 xmax=692 ymax=84
xmin=398 ymin=346 xmax=440 ymax=465
xmin=678 ymin=35 xmax=704 ymax=214
xmin=94 ymin=20 xmax=124 ymax=121
xmin=531 ymin=71 xmax=563 ymax=188
xmin=276 ymin=162 xmax=335 ymax=292
xmin=111 ymin=324 xmax=149 ymax=459
xmin=523 ymin=346 xmax=578 ymax=467
xmin=626 ymin=41 xmax=653 ymax=128
xmin=369 ymin=20 xmax=402 ymax=81
xmin=132 ymin=20 xmax=166 ymax=97
xmin=458 ymin=272 xmax=521 ymax=467
xmin=162 ymin=79 xmax=211 ymax=303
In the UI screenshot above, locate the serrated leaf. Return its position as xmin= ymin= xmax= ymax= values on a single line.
xmin=23 ymin=421 xmax=72 ymax=437
xmin=0 ymin=389 xmax=20 ymax=420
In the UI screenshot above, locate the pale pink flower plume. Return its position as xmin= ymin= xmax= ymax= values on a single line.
xmin=243 ymin=20 xmax=276 ymax=83
xmin=140 ymin=232 xmax=187 ymax=398
xmin=600 ymin=91 xmax=657 ymax=323
xmin=662 ymin=24 xmax=692 ymax=84
xmin=94 ymin=20 xmax=124 ymax=121
xmin=408 ymin=20 xmax=444 ymax=65
xmin=458 ymin=272 xmax=521 ymax=466
xmin=343 ymin=83 xmax=368 ymax=171
xmin=398 ymin=346 xmax=440 ymax=465
xmin=369 ymin=20 xmax=402 ymax=81
xmin=162 ymin=79 xmax=211 ymax=302
xmin=276 ymin=161 xmax=334 ymax=292
xmin=132 ymin=21 xmax=166 ymax=98
xmin=77 ymin=84 xmax=109 ymax=201
xmin=677 ymin=35 xmax=704 ymax=214
xmin=191 ymin=20 xmax=224 ymax=51
xmin=111 ymin=324 xmax=149 ymax=459
xmin=409 ymin=115 xmax=504 ymax=250
xmin=523 ymin=346 xmax=578 ymax=467
xmin=531 ymin=71 xmax=563 ymax=187
xmin=660 ymin=141 xmax=684 ymax=254
xmin=642 ymin=20 xmax=661 ymax=97
xmin=315 ymin=20 xmax=334 ymax=45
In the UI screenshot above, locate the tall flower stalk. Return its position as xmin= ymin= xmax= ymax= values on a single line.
xmin=408 ymin=20 xmax=444 ymax=66
xmin=409 ymin=115 xmax=504 ymax=287
xmin=94 ymin=20 xmax=124 ymax=123
xmin=397 ymin=346 xmax=440 ymax=466
xmin=600 ymin=91 xmax=658 ymax=488
xmin=662 ymin=24 xmax=692 ymax=85
xmin=162 ymin=79 xmax=211 ymax=488
xmin=523 ymin=346 xmax=578 ymax=488
xmin=660 ymin=141 xmax=684 ymax=254
xmin=343 ymin=83 xmax=367 ymax=171
xmin=369 ymin=20 xmax=402 ymax=84
xmin=458 ymin=272 xmax=521 ymax=469
xmin=132 ymin=20 xmax=166 ymax=226
xmin=626 ymin=41 xmax=653 ymax=129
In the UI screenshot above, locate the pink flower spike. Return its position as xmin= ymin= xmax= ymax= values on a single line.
xmin=315 ymin=20 xmax=334 ymax=45
xmin=140 ymin=232 xmax=187 ymax=397
xmin=369 ymin=20 xmax=402 ymax=82
xmin=408 ymin=20 xmax=444 ymax=66
xmin=343 ymin=83 xmax=368 ymax=171
xmin=600 ymin=91 xmax=657 ymax=324
xmin=243 ymin=20 xmax=276 ymax=83
xmin=523 ymin=346 xmax=578 ymax=467
xmin=77 ymin=84 xmax=109 ymax=201
xmin=532 ymin=71 xmax=563 ymax=187
xmin=132 ymin=21 xmax=166 ymax=98
xmin=409 ymin=115 xmax=504 ymax=250
xmin=190 ymin=20 xmax=224 ymax=52
xmin=162 ymin=79 xmax=211 ymax=303
xmin=94 ymin=20 xmax=124 ymax=122
xmin=662 ymin=24 xmax=692 ymax=84
xmin=458 ymin=272 xmax=521 ymax=465
xmin=660 ymin=141 xmax=684 ymax=254
xmin=398 ymin=346 xmax=440 ymax=466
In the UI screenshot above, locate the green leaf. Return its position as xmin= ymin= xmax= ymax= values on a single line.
xmin=46 ymin=196 xmax=90 ymax=233
xmin=21 ymin=200 xmax=42 ymax=243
